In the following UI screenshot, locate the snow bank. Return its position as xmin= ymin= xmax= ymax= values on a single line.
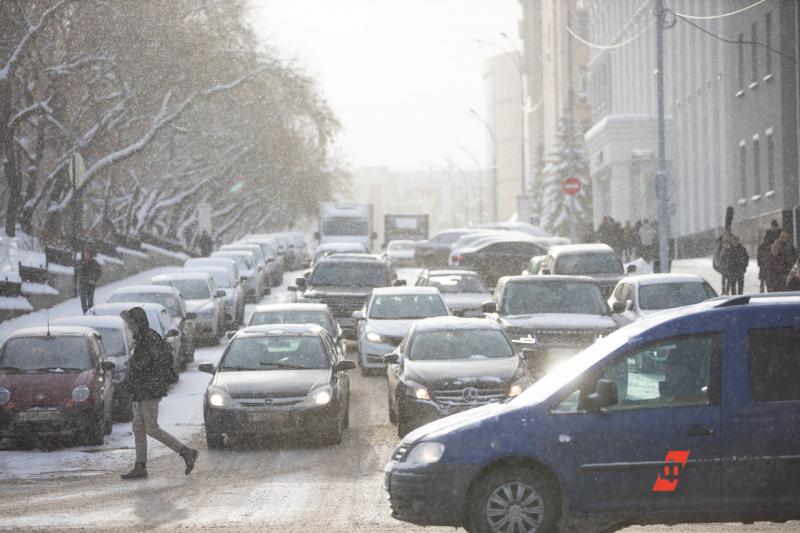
xmin=21 ymin=282 xmax=59 ymax=296
xmin=116 ymin=246 xmax=149 ymax=259
xmin=47 ymin=263 xmax=74 ymax=275
xmin=96 ymin=253 xmax=125 ymax=267
xmin=0 ymin=296 xmax=33 ymax=312
xmin=141 ymin=242 xmax=190 ymax=261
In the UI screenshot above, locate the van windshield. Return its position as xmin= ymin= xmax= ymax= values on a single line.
xmin=310 ymin=262 xmax=389 ymax=287
xmin=555 ymin=253 xmax=623 ymax=275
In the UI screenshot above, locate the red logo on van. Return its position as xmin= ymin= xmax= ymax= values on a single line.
xmin=652 ymin=450 xmax=690 ymax=492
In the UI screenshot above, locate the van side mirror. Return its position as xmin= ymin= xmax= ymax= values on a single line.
xmin=584 ymin=379 xmax=618 ymax=411
xmin=334 ymin=360 xmax=356 ymax=372
xmin=198 ymin=362 xmax=216 ymax=374
xmin=626 ymin=264 xmax=638 ymax=274
xmin=611 ymin=302 xmax=625 ymax=314
xmin=216 ymin=290 xmax=226 ymax=298
xmin=383 ymin=352 xmax=399 ymax=364
xmin=481 ymin=301 xmax=497 ymax=314
xmin=352 ymin=310 xmax=365 ymax=320
xmin=625 ymin=299 xmax=634 ymax=311
xmin=295 ymin=277 xmax=306 ymax=289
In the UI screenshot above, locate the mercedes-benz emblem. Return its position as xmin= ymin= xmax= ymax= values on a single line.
xmin=264 ymin=398 xmax=273 ymax=406
xmin=462 ymin=387 xmax=479 ymax=402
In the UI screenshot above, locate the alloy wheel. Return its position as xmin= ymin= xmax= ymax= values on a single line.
xmin=485 ymin=481 xmax=544 ymax=532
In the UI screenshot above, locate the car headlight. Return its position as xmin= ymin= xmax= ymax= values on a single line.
xmin=308 ymin=386 xmax=333 ymax=405
xmin=402 ymin=380 xmax=430 ymax=401
xmin=72 ymin=385 xmax=91 ymax=402
xmin=0 ymin=387 xmax=10 ymax=405
xmin=207 ymin=388 xmax=231 ymax=407
xmin=406 ymin=442 xmax=445 ymax=464
xmin=366 ymin=332 xmax=383 ymax=343
xmin=508 ymin=376 xmax=531 ymax=397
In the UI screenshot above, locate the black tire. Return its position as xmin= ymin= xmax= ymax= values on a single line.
xmin=343 ymin=407 xmax=350 ymax=429
xmin=467 ymin=465 xmax=561 ymax=533
xmin=321 ymin=415 xmax=344 ymax=445
xmin=87 ymin=415 xmax=105 ymax=445
xmin=206 ymin=432 xmax=224 ymax=449
xmin=388 ymin=393 xmax=397 ymax=424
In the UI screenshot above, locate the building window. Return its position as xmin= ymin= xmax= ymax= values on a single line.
xmin=739 ymin=143 xmax=747 ymax=198
xmin=751 ymin=23 xmax=758 ymax=82
xmin=753 ymin=137 xmax=761 ymax=193
xmin=766 ymin=131 xmax=775 ymax=191
xmin=765 ymin=12 xmax=773 ymax=75
xmin=738 ymin=33 xmax=745 ymax=89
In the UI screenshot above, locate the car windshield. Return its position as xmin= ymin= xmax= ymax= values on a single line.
xmin=388 ymin=241 xmax=413 ymax=250
xmin=309 ymin=262 xmax=389 ymax=287
xmin=0 ymin=337 xmax=91 ymax=371
xmin=160 ymin=279 xmax=210 ymax=300
xmin=322 ymin=217 xmax=369 ymax=236
xmin=186 ymin=269 xmax=231 ymax=289
xmin=221 ymin=335 xmax=328 ymax=370
xmin=369 ymin=294 xmax=448 ymax=319
xmin=216 ymin=254 xmax=253 ymax=270
xmin=427 ymin=274 xmax=487 ymax=294
xmin=108 ymin=292 xmax=181 ymax=317
xmin=638 ymin=282 xmax=716 ymax=310
xmin=408 ymin=329 xmax=513 ymax=360
xmin=503 ymin=281 xmax=608 ymax=316
xmin=555 ymin=253 xmax=623 ymax=275
xmin=249 ymin=311 xmax=335 ymax=334
xmin=95 ymin=328 xmax=127 ymax=356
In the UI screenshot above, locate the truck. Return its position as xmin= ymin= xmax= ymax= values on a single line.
xmin=382 ymin=214 xmax=429 ymax=248
xmin=316 ymin=202 xmax=376 ymax=252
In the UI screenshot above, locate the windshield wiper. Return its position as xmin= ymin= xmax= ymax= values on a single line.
xmin=28 ymin=367 xmax=84 ymax=372
xmin=220 ymin=366 xmax=255 ymax=372
xmin=259 ymin=362 xmax=312 ymax=370
xmin=0 ymin=366 xmax=23 ymax=373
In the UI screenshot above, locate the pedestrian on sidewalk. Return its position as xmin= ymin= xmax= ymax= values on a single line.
xmin=757 ymin=230 xmax=777 ymax=293
xmin=764 ymin=241 xmax=788 ymax=292
xmin=197 ymin=230 xmax=213 ymax=257
xmin=76 ymin=247 xmax=102 ymax=314
xmin=119 ymin=307 xmax=198 ymax=480
xmin=722 ymin=235 xmax=749 ymax=295
xmin=713 ymin=230 xmax=732 ymax=295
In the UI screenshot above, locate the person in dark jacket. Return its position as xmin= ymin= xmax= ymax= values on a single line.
xmin=722 ymin=236 xmax=749 ymax=295
xmin=764 ymin=241 xmax=787 ymax=292
xmin=119 ymin=307 xmax=198 ymax=480
xmin=757 ymin=230 xmax=777 ymax=293
xmin=197 ymin=230 xmax=213 ymax=257
xmin=76 ymin=248 xmax=102 ymax=313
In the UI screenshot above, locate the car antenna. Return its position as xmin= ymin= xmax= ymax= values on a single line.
xmin=46 ymin=308 xmax=51 ymax=337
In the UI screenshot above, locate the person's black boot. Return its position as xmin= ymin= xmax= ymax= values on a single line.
xmin=121 ymin=462 xmax=148 ymax=480
xmin=180 ymin=447 xmax=199 ymax=475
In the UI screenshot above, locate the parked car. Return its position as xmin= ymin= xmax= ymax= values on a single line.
xmin=199 ymin=324 xmax=355 ymax=447
xmin=184 ymin=257 xmax=241 ymax=292
xmin=385 ymin=293 xmax=800 ymax=532
xmin=450 ymin=237 xmax=547 ymax=288
xmin=482 ymin=275 xmax=618 ymax=380
xmin=51 ymin=316 xmax=134 ymax=421
xmin=219 ymin=243 xmax=272 ymax=297
xmin=237 ymin=237 xmax=284 ymax=286
xmin=248 ymin=303 xmax=344 ymax=358
xmin=290 ymin=253 xmax=398 ymax=337
xmin=385 ymin=317 xmax=531 ymax=437
xmin=385 ymin=240 xmax=416 ymax=267
xmin=87 ymin=302 xmax=182 ymax=373
xmin=151 ymin=271 xmax=225 ymax=345
xmin=106 ymin=285 xmax=196 ymax=366
xmin=447 ymin=231 xmax=533 ymax=267
xmin=608 ymin=273 xmax=718 ymax=328
xmin=0 ymin=326 xmax=115 ymax=446
xmin=540 ymin=243 xmax=625 ymax=297
xmin=414 ymin=269 xmax=490 ymax=317
xmin=522 ymin=254 xmax=547 ymax=276
xmin=414 ymin=229 xmax=472 ymax=268
xmin=312 ymin=242 xmax=367 ymax=266
xmin=282 ymin=232 xmax=312 ymax=270
xmin=354 ymin=286 xmax=449 ymax=375
xmin=182 ymin=265 xmax=244 ymax=326
xmin=211 ymin=250 xmax=262 ymax=302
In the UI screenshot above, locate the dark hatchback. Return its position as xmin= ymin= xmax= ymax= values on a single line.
xmin=385 ymin=317 xmax=531 ymax=437
xmin=0 ymin=326 xmax=115 ymax=446
xmin=200 ymin=324 xmax=355 ymax=447
xmin=414 ymin=229 xmax=471 ymax=268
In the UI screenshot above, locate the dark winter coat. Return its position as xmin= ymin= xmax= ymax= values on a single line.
xmin=76 ymin=258 xmax=102 ymax=287
xmin=765 ymin=251 xmax=787 ymax=292
xmin=197 ymin=232 xmax=213 ymax=257
xmin=124 ymin=308 xmax=177 ymax=401
xmin=722 ymin=244 xmax=749 ymax=277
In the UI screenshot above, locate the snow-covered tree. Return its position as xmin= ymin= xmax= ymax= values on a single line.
xmin=540 ymin=115 xmax=592 ymax=239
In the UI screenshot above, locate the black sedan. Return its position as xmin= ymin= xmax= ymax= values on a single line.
xmin=451 ymin=238 xmax=546 ymax=288
xmin=200 ymin=324 xmax=355 ymax=447
xmin=384 ymin=317 xmax=531 ymax=437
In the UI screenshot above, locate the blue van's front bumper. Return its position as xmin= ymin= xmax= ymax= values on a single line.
xmin=384 ymin=460 xmax=479 ymax=527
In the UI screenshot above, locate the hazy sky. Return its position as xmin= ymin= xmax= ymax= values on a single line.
xmin=248 ymin=0 xmax=520 ymax=172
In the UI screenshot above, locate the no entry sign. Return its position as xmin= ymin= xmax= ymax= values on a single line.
xmin=563 ymin=177 xmax=581 ymax=196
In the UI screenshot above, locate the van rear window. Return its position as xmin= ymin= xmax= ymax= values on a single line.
xmin=748 ymin=327 xmax=800 ymax=402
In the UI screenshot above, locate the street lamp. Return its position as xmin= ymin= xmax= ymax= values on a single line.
xmin=457 ymin=143 xmax=485 ymax=224
xmin=469 ymin=108 xmax=498 ymax=222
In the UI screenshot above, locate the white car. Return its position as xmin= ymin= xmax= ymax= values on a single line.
xmin=312 ymin=242 xmax=366 ymax=266
xmin=211 ymin=250 xmax=262 ymax=302
xmin=219 ymin=243 xmax=272 ymax=296
xmin=151 ymin=271 xmax=225 ymax=344
xmin=385 ymin=240 xmax=416 ymax=267
xmin=608 ymin=273 xmax=718 ymax=327
xmin=182 ymin=265 xmax=244 ymax=326
xmin=414 ymin=269 xmax=490 ymax=317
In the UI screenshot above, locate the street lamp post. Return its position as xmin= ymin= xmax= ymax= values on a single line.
xmin=469 ymin=108 xmax=498 ymax=222
xmin=457 ymin=143 xmax=485 ymax=224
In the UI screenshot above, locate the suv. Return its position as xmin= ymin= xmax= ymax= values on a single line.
xmin=289 ymin=254 xmax=397 ymax=336
xmin=541 ymin=243 xmax=624 ymax=297
xmin=385 ymin=294 xmax=800 ymax=531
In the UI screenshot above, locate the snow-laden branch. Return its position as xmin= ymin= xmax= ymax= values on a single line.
xmin=0 ymin=0 xmax=72 ymax=81
xmin=7 ymin=97 xmax=52 ymax=128
xmin=45 ymin=53 xmax=111 ymax=77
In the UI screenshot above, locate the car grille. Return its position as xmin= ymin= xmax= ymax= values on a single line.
xmin=233 ymin=392 xmax=306 ymax=407
xmin=11 ymin=420 xmax=72 ymax=433
xmin=320 ymin=295 xmax=367 ymax=319
xmin=510 ymin=329 xmax=600 ymax=348
xmin=432 ymin=386 xmax=507 ymax=406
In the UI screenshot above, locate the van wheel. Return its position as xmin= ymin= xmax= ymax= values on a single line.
xmin=467 ymin=465 xmax=560 ymax=533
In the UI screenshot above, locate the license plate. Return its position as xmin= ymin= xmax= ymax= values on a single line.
xmin=247 ymin=412 xmax=288 ymax=425
xmin=19 ymin=409 xmax=60 ymax=422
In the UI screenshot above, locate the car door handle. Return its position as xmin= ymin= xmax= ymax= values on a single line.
xmin=687 ymin=425 xmax=714 ymax=437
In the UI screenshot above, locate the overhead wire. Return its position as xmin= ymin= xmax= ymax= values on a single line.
xmin=671 ymin=0 xmax=766 ymax=20
xmin=567 ymin=19 xmax=653 ymax=50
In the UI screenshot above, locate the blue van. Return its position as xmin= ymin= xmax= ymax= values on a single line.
xmin=384 ymin=294 xmax=800 ymax=532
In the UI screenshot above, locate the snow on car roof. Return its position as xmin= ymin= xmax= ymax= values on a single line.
xmin=51 ymin=316 xmax=127 ymax=329
xmin=252 ymin=303 xmax=330 ymax=313
xmin=152 ymin=271 xmax=212 ymax=282
xmin=548 ymin=243 xmax=615 ymax=255
xmin=372 ymin=286 xmax=441 ymax=296
xmin=411 ymin=316 xmax=502 ymax=332
xmin=8 ymin=325 xmax=97 ymax=339
xmin=318 ymin=253 xmax=381 ymax=262
xmin=503 ymin=274 xmax=598 ymax=284
xmin=237 ymin=323 xmax=327 ymax=336
xmin=626 ymin=273 xmax=709 ymax=286
xmin=425 ymin=269 xmax=481 ymax=277
xmin=316 ymin=242 xmax=366 ymax=251
xmin=110 ymin=284 xmax=179 ymax=295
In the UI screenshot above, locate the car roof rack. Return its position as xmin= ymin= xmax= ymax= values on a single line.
xmin=714 ymin=292 xmax=800 ymax=308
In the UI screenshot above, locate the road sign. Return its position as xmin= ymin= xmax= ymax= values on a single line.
xmin=563 ymin=177 xmax=581 ymax=196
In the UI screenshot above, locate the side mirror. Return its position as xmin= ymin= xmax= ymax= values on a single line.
xmin=625 ymin=299 xmax=635 ymax=311
xmin=101 ymin=361 xmax=115 ymax=372
xmin=215 ymin=290 xmax=226 ymax=298
xmin=393 ymin=279 xmax=407 ymax=287
xmin=383 ymin=352 xmax=399 ymax=364
xmin=540 ymin=269 xmax=551 ymax=275
xmin=452 ymin=309 xmax=465 ymax=317
xmin=584 ymin=379 xmax=618 ymax=411
xmin=626 ymin=264 xmax=638 ymax=274
xmin=352 ymin=310 xmax=365 ymax=320
xmin=226 ymin=330 xmax=238 ymax=339
xmin=185 ymin=312 xmax=197 ymax=320
xmin=166 ymin=328 xmax=180 ymax=338
xmin=295 ymin=277 xmax=306 ymax=289
xmin=481 ymin=301 xmax=497 ymax=314
xmin=611 ymin=301 xmax=625 ymax=314
xmin=342 ymin=329 xmax=357 ymax=341
xmin=334 ymin=360 xmax=356 ymax=372
xmin=523 ymin=345 xmax=548 ymax=378
xmin=198 ymin=362 xmax=216 ymax=374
